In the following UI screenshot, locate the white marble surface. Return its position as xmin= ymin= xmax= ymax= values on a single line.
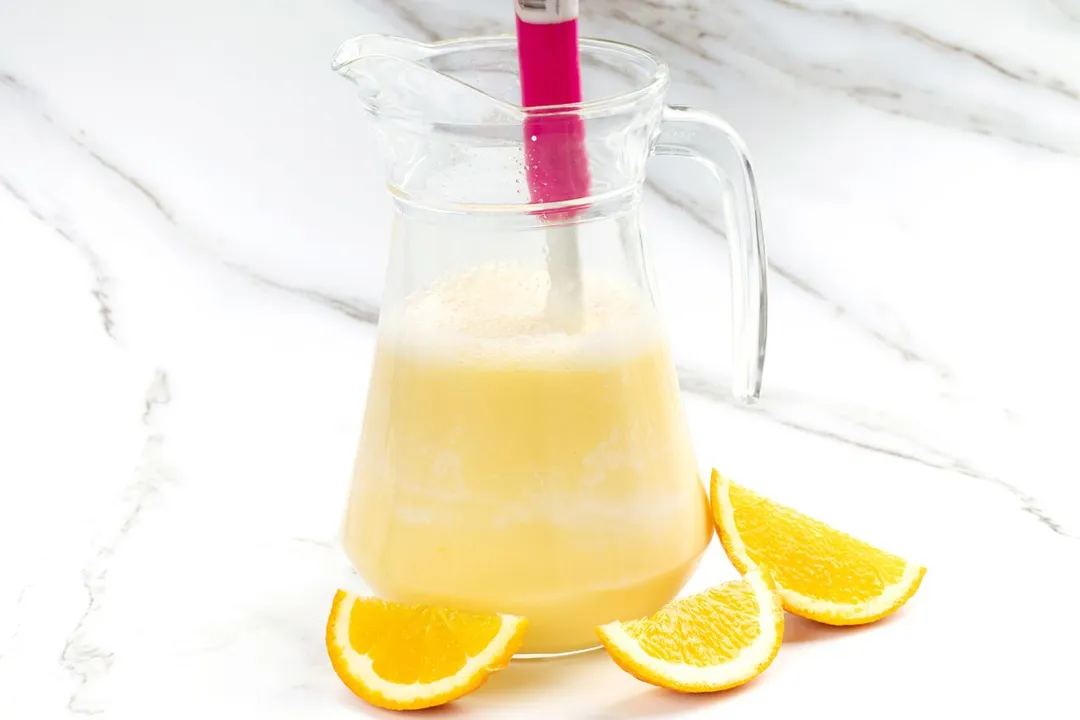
xmin=2 ymin=0 xmax=1079 ymax=717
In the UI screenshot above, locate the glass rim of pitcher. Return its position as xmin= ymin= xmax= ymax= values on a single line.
xmin=333 ymin=33 xmax=672 ymax=118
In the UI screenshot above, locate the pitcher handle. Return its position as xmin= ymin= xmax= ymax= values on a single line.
xmin=652 ymin=106 xmax=768 ymax=404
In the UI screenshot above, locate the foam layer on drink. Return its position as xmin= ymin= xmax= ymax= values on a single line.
xmin=388 ymin=262 xmax=665 ymax=364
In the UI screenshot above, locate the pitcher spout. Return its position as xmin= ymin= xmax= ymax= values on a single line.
xmin=332 ymin=34 xmax=522 ymax=124
xmin=332 ymin=35 xmax=432 ymax=115
xmin=332 ymin=34 xmax=435 ymax=74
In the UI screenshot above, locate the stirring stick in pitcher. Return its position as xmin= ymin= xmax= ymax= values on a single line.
xmin=515 ymin=0 xmax=590 ymax=332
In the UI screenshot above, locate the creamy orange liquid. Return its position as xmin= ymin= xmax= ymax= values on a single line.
xmin=343 ymin=265 xmax=711 ymax=654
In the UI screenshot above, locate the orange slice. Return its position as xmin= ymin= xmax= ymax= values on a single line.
xmin=711 ymin=471 xmax=926 ymax=625
xmin=325 ymin=590 xmax=528 ymax=710
xmin=596 ymin=568 xmax=784 ymax=693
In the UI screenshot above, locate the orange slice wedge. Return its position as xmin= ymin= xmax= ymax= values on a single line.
xmin=711 ymin=471 xmax=926 ymax=625
xmin=325 ymin=590 xmax=528 ymax=710
xmin=596 ymin=568 xmax=784 ymax=693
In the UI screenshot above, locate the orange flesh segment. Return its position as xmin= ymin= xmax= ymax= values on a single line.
xmin=346 ymin=599 xmax=501 ymax=684
xmin=325 ymin=591 xmax=527 ymax=711
xmin=727 ymin=482 xmax=909 ymax=604
xmin=623 ymin=582 xmax=762 ymax=666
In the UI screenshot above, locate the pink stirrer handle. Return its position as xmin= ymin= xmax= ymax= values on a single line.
xmin=516 ymin=10 xmax=590 ymax=208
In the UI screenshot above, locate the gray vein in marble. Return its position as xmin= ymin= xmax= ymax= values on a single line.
xmin=292 ymin=536 xmax=337 ymax=550
xmin=600 ymin=0 xmax=1080 ymax=156
xmin=1054 ymin=0 xmax=1080 ymax=24
xmin=774 ymin=267 xmax=943 ymax=373
xmin=6 ymin=67 xmax=380 ymax=340
xmin=377 ymin=0 xmax=439 ymax=42
xmin=644 ymin=181 xmax=1068 ymax=536
xmin=60 ymin=570 xmax=113 ymax=715
xmin=1 ymin=69 xmax=53 ymax=117
xmin=0 ymin=588 xmax=27 ymax=663
xmin=1 ymin=69 xmax=175 ymax=227
xmin=60 ymin=371 xmax=172 ymax=715
xmin=0 ymin=71 xmax=126 ymax=341
xmin=769 ymin=0 xmax=1079 ymax=102
xmin=364 ymin=0 xmax=1078 ymax=152
xmin=644 ymin=177 xmax=953 ymax=380
xmin=365 ymin=0 xmax=515 ymax=42
xmin=0 ymin=176 xmax=117 ymax=341
xmin=81 ymin=144 xmax=176 ymax=225
xmin=678 ymin=367 xmax=1070 ymax=537
xmin=848 ymin=85 xmax=903 ymax=101
xmin=71 ymin=134 xmax=375 ymax=327
xmin=227 ymin=259 xmax=381 ymax=325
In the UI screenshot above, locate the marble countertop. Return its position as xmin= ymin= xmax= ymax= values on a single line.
xmin=2 ymin=0 xmax=1079 ymax=717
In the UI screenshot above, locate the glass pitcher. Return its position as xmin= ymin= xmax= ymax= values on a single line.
xmin=332 ymin=34 xmax=767 ymax=656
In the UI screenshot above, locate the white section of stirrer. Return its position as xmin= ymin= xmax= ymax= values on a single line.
xmin=515 ymin=0 xmax=579 ymax=24
xmin=544 ymin=224 xmax=583 ymax=332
